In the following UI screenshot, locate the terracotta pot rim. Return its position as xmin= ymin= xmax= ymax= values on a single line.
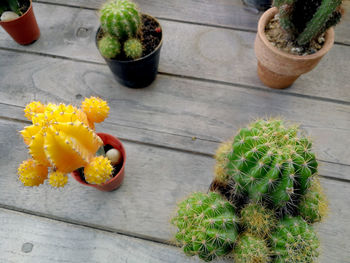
xmin=258 ymin=7 xmax=335 ymax=61
xmin=0 ymin=0 xmax=33 ymax=25
xmin=97 ymin=13 xmax=163 ymax=63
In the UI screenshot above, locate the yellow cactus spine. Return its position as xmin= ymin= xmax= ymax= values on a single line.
xmin=49 ymin=171 xmax=68 ymax=188
xmin=84 ymin=156 xmax=113 ymax=185
xmin=18 ymin=159 xmax=48 ymax=186
xmin=81 ymin=97 xmax=110 ymax=123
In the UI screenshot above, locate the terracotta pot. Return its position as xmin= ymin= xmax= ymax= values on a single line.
xmin=71 ymin=133 xmax=126 ymax=192
xmin=254 ymin=7 xmax=334 ymax=89
xmin=0 ymin=0 xmax=40 ymax=45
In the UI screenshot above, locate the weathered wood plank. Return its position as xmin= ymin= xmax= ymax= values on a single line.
xmin=0 ymin=208 xmax=217 ymax=263
xmin=0 ymin=50 xmax=349 ymax=167
xmin=1 ymin=102 xmax=349 ymax=182
xmin=0 ymin=119 xmax=349 ymax=262
xmin=35 ymin=0 xmax=350 ymax=45
xmin=1 ymin=3 xmax=349 ymax=102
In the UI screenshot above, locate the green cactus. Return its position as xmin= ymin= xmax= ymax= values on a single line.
xmin=240 ymin=203 xmax=276 ymax=238
xmin=171 ymin=192 xmax=239 ymax=262
xmin=100 ymin=0 xmax=141 ymax=40
xmin=296 ymin=0 xmax=343 ymax=46
xmin=234 ymin=233 xmax=270 ymax=263
xmin=216 ymin=119 xmax=317 ymax=209
xmin=273 ymin=0 xmax=343 ymax=46
xmin=124 ymin=38 xmax=143 ymax=59
xmin=98 ymin=35 xmax=121 ymax=59
xmin=270 ymin=216 xmax=320 ymax=263
xmin=299 ymin=177 xmax=328 ymax=223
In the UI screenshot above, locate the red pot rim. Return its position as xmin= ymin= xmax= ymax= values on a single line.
xmin=71 ymin=133 xmax=126 ymax=190
xmin=0 ymin=0 xmax=33 ymax=25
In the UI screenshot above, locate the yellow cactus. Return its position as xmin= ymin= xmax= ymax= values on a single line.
xmin=49 ymin=171 xmax=68 ymax=188
xmin=18 ymin=159 xmax=48 ymax=186
xmin=24 ymin=101 xmax=45 ymax=121
xmin=81 ymin=96 xmax=110 ymax=123
xmin=18 ymin=98 xmax=111 ymax=187
xmin=84 ymin=156 xmax=113 ymax=185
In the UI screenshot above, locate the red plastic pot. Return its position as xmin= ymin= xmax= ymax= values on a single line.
xmin=0 ymin=0 xmax=40 ymax=45
xmin=71 ymin=133 xmax=126 ymax=192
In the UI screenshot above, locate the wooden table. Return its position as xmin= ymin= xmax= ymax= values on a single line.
xmin=0 ymin=0 xmax=349 ymax=262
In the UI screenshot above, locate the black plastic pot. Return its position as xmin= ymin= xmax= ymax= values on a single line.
xmin=242 ymin=0 xmax=272 ymax=11
xmin=96 ymin=15 xmax=163 ymax=88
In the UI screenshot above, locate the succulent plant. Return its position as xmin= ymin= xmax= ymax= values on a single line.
xmin=214 ymin=119 xmax=317 ymax=210
xmin=0 ymin=0 xmax=21 ymax=17
xmin=171 ymin=192 xmax=239 ymax=261
xmin=240 ymin=202 xmax=276 ymax=238
xmin=100 ymin=0 xmax=141 ymax=40
xmin=299 ymin=177 xmax=328 ymax=223
xmin=273 ymin=0 xmax=343 ymax=46
xmin=84 ymin=156 xmax=113 ymax=185
xmin=124 ymin=38 xmax=143 ymax=59
xmin=18 ymin=97 xmax=111 ymax=188
xmin=234 ymin=233 xmax=270 ymax=263
xmin=270 ymin=216 xmax=320 ymax=263
xmin=98 ymin=35 xmax=121 ymax=59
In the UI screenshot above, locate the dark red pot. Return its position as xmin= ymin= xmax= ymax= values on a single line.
xmin=71 ymin=133 xmax=126 ymax=192
xmin=0 ymin=0 xmax=40 ymax=45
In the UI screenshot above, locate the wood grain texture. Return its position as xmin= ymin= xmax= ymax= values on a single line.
xmin=0 ymin=119 xmax=349 ymax=262
xmin=1 ymin=3 xmax=349 ymax=102
xmin=0 ymin=208 xmax=227 ymax=263
xmin=0 ymin=50 xmax=349 ymax=167
xmin=34 ymin=0 xmax=350 ymax=45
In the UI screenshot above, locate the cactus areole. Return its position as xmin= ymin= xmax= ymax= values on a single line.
xmin=97 ymin=0 xmax=163 ymax=88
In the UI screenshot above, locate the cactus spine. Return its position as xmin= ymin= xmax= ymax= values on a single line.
xmin=270 ymin=216 xmax=320 ymax=263
xmin=124 ymin=38 xmax=143 ymax=59
xmin=234 ymin=233 xmax=270 ymax=263
xmin=98 ymin=35 xmax=121 ymax=59
xmin=100 ymin=0 xmax=141 ymax=40
xmin=171 ymin=192 xmax=239 ymax=261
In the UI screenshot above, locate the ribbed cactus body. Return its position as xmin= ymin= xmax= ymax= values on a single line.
xmin=234 ymin=233 xmax=270 ymax=263
xmin=124 ymin=38 xmax=143 ymax=59
xmin=100 ymin=0 xmax=141 ymax=40
xmin=296 ymin=0 xmax=342 ymax=45
xmin=271 ymin=216 xmax=319 ymax=263
xmin=299 ymin=177 xmax=328 ymax=223
xmin=240 ymin=203 xmax=276 ymax=238
xmin=84 ymin=156 xmax=113 ymax=185
xmin=221 ymin=119 xmax=317 ymax=208
xmin=171 ymin=192 xmax=239 ymax=261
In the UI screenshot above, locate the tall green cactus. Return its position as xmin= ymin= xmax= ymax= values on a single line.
xmin=215 ymin=119 xmax=317 ymax=209
xmin=273 ymin=0 xmax=343 ymax=46
xmin=171 ymin=192 xmax=239 ymax=261
xmin=100 ymin=0 xmax=141 ymax=40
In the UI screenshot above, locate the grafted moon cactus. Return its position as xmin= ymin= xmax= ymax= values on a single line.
xmin=214 ymin=119 xmax=318 ymax=209
xmin=234 ymin=233 xmax=270 ymax=263
xmin=270 ymin=216 xmax=320 ymax=263
xmin=18 ymin=97 xmax=111 ymax=188
xmin=100 ymin=0 xmax=141 ymax=40
xmin=171 ymin=192 xmax=239 ymax=262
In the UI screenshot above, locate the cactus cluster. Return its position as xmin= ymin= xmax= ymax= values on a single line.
xmin=18 ymin=97 xmax=113 ymax=188
xmin=172 ymin=118 xmax=328 ymax=262
xmin=273 ymin=0 xmax=343 ymax=46
xmin=98 ymin=0 xmax=144 ymax=60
